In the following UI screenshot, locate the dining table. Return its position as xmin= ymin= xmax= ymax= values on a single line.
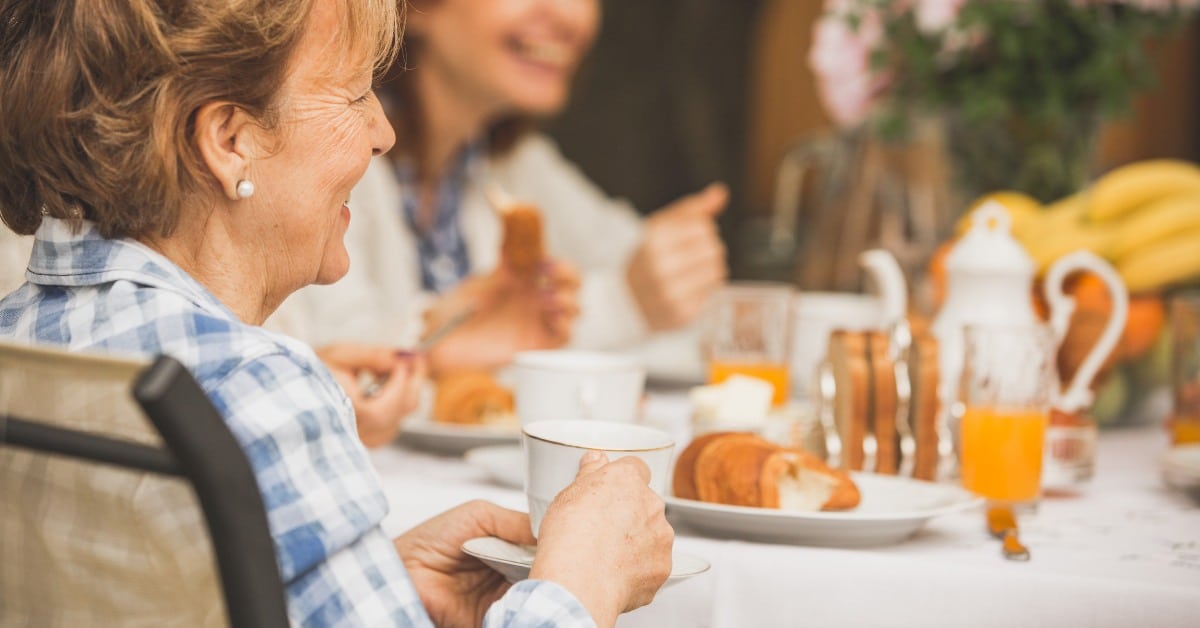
xmin=370 ymin=392 xmax=1200 ymax=628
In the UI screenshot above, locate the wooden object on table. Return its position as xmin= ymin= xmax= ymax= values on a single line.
xmin=909 ymin=332 xmax=943 ymax=481
xmin=827 ymin=330 xmax=870 ymax=471
xmin=868 ymin=332 xmax=899 ymax=475
xmin=822 ymin=326 xmax=943 ymax=479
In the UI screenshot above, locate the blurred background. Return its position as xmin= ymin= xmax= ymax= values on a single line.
xmin=542 ymin=1 xmax=1200 ymax=287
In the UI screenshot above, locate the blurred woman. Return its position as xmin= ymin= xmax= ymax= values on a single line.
xmin=272 ymin=0 xmax=729 ymax=367
xmin=0 ymin=1 xmax=671 ymax=625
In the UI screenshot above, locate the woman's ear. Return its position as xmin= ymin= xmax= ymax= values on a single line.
xmin=194 ymin=102 xmax=260 ymax=201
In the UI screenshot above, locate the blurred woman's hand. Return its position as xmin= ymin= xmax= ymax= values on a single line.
xmin=317 ymin=343 xmax=427 ymax=448
xmin=425 ymin=259 xmax=580 ymax=375
xmin=626 ymin=183 xmax=729 ymax=331
xmin=530 ymin=452 xmax=674 ymax=626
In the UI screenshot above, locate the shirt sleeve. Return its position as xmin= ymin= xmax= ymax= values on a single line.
xmin=206 ymin=350 xmax=433 ymax=627
xmin=485 ymin=580 xmax=597 ymax=628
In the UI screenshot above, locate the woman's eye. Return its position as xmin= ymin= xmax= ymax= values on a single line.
xmin=352 ymin=90 xmax=373 ymax=105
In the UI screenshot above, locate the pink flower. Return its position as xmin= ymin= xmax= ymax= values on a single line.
xmin=808 ymin=3 xmax=888 ymax=128
xmin=915 ymin=0 xmax=967 ymax=33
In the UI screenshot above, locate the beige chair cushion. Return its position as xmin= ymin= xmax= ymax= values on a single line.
xmin=0 ymin=342 xmax=225 ymax=627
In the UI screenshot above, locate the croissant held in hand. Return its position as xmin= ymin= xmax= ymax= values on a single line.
xmin=499 ymin=204 xmax=544 ymax=279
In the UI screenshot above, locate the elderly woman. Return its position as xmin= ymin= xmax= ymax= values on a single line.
xmin=270 ymin=0 xmax=729 ymax=366
xmin=0 ymin=1 xmax=672 ymax=627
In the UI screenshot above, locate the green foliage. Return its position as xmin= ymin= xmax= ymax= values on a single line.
xmin=859 ymin=0 xmax=1186 ymax=132
xmin=840 ymin=0 xmax=1191 ymax=201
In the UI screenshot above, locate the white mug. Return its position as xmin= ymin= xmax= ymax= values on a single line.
xmin=512 ymin=350 xmax=645 ymax=426
xmin=522 ymin=419 xmax=674 ymax=538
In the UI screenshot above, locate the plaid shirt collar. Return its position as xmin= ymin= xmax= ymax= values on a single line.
xmin=27 ymin=217 xmax=236 ymax=321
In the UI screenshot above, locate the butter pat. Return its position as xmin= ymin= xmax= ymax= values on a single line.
xmin=690 ymin=375 xmax=774 ymax=432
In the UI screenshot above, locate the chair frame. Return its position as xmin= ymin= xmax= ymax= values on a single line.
xmin=1 ymin=354 xmax=288 ymax=628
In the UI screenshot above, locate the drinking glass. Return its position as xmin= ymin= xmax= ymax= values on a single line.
xmin=957 ymin=324 xmax=1055 ymax=507
xmin=701 ymin=283 xmax=794 ymax=406
xmin=1170 ymin=291 xmax=1200 ymax=445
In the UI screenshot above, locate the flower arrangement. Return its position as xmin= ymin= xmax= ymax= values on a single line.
xmin=810 ymin=0 xmax=1198 ymax=202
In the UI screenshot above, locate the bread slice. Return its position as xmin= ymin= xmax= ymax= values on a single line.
xmin=868 ymin=332 xmax=899 ymax=475
xmin=909 ymin=333 xmax=942 ymax=481
xmin=826 ymin=331 xmax=870 ymax=471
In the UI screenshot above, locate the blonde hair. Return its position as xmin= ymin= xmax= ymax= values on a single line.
xmin=0 ymin=0 xmax=400 ymax=239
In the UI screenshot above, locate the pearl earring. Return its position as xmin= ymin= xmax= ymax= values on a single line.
xmin=236 ymin=179 xmax=255 ymax=199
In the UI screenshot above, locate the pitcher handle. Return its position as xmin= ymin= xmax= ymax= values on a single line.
xmin=1043 ymin=251 xmax=1129 ymax=413
xmin=769 ymin=137 xmax=832 ymax=252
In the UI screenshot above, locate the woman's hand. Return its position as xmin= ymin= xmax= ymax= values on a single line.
xmin=393 ymin=500 xmax=537 ymax=628
xmin=425 ymin=260 xmax=580 ymax=375
xmin=626 ymin=183 xmax=729 ymax=331
xmin=317 ymin=343 xmax=427 ymax=448
xmin=530 ymin=452 xmax=675 ymax=627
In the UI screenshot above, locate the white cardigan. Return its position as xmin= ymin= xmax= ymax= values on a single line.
xmin=269 ymin=134 xmax=650 ymax=350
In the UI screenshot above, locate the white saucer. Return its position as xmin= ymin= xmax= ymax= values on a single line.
xmin=462 ymin=536 xmax=710 ymax=587
xmin=464 ymin=444 xmax=524 ymax=489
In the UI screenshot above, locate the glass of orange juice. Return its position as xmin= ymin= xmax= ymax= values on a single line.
xmin=958 ymin=323 xmax=1056 ymax=508
xmin=1170 ymin=291 xmax=1200 ymax=446
xmin=701 ymin=283 xmax=794 ymax=406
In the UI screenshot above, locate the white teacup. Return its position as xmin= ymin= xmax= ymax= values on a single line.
xmin=512 ymin=350 xmax=645 ymax=426
xmin=523 ymin=419 xmax=674 ymax=538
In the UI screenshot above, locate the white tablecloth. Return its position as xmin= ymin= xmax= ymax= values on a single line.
xmin=370 ymin=396 xmax=1200 ymax=628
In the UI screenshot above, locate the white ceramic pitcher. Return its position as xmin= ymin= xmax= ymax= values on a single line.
xmin=931 ymin=202 xmax=1129 ymax=415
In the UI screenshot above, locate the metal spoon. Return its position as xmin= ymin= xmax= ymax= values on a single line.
xmin=986 ymin=505 xmax=1031 ymax=561
xmin=360 ymin=307 xmax=476 ymax=397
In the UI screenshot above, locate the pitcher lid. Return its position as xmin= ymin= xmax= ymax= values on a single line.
xmin=946 ymin=201 xmax=1036 ymax=275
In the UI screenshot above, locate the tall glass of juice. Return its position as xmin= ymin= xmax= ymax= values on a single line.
xmin=958 ymin=323 xmax=1056 ymax=507
xmin=701 ymin=283 xmax=794 ymax=406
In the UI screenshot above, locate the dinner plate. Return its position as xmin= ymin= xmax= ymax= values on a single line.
xmin=665 ymin=473 xmax=982 ymax=547
xmin=465 ymin=444 xmax=525 ymax=489
xmin=397 ymin=417 xmax=519 ymax=456
xmin=462 ymin=536 xmax=710 ymax=587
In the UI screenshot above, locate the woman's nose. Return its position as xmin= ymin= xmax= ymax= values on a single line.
xmin=368 ymin=95 xmax=395 ymax=156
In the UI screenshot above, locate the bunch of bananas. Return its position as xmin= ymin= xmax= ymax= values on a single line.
xmin=962 ymin=159 xmax=1200 ymax=293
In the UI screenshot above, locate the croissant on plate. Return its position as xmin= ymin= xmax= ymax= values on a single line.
xmin=672 ymin=432 xmax=860 ymax=511
xmin=433 ymin=371 xmax=515 ymax=426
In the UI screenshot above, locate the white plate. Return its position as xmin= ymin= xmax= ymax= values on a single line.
xmin=462 ymin=536 xmax=710 ymax=587
xmin=465 ymin=444 xmax=525 ymax=489
xmin=398 ymin=417 xmax=519 ymax=456
xmin=665 ymin=473 xmax=982 ymax=547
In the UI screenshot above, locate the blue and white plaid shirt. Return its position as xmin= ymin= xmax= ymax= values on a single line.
xmin=0 ymin=218 xmax=594 ymax=627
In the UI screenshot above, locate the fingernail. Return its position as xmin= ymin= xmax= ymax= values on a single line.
xmin=581 ymin=450 xmax=605 ymax=465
